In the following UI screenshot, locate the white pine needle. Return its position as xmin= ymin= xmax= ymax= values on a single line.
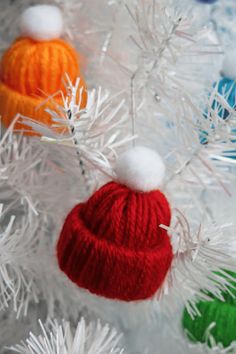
xmin=11 ymin=318 xmax=124 ymax=354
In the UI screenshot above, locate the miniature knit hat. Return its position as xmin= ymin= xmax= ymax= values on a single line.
xmin=57 ymin=146 xmax=173 ymax=301
xmin=182 ymin=271 xmax=236 ymax=348
xmin=0 ymin=5 xmax=87 ymax=135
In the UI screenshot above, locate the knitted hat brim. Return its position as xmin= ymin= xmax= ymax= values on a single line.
xmin=57 ymin=203 xmax=173 ymax=302
xmin=0 ymin=80 xmax=63 ymax=136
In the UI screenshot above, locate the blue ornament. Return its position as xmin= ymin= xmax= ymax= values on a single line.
xmin=196 ymin=0 xmax=217 ymax=3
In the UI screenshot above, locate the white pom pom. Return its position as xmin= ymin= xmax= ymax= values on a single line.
xmin=115 ymin=146 xmax=166 ymax=192
xmin=20 ymin=5 xmax=63 ymax=41
xmin=221 ymin=48 xmax=236 ymax=80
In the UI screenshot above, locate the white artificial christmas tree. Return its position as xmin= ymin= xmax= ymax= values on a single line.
xmin=1 ymin=0 xmax=236 ymax=353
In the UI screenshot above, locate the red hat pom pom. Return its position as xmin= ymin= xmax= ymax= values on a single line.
xmin=57 ymin=146 xmax=173 ymax=301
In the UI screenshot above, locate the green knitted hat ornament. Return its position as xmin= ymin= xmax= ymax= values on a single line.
xmin=182 ymin=271 xmax=236 ymax=348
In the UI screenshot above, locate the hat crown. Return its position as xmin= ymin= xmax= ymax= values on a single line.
xmin=81 ymin=181 xmax=171 ymax=251
xmin=0 ymin=38 xmax=80 ymax=97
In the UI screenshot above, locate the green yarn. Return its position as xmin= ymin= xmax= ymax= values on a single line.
xmin=182 ymin=272 xmax=236 ymax=348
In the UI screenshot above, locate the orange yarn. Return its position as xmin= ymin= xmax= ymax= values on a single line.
xmin=0 ymin=37 xmax=87 ymax=135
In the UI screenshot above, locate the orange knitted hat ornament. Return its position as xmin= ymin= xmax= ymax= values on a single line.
xmin=0 ymin=5 xmax=87 ymax=136
xmin=57 ymin=146 xmax=173 ymax=301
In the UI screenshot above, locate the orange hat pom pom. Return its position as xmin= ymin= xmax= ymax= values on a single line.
xmin=0 ymin=5 xmax=87 ymax=136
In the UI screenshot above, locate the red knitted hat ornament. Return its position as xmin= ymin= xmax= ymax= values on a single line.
xmin=57 ymin=146 xmax=173 ymax=301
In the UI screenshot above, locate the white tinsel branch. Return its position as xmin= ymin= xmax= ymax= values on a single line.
xmin=20 ymin=75 xmax=135 ymax=186
xmin=0 ymin=205 xmax=39 ymax=317
xmin=0 ymin=125 xmax=92 ymax=319
xmin=10 ymin=318 xmax=124 ymax=354
xmin=115 ymin=0 xmax=221 ymax=119
xmin=164 ymin=86 xmax=236 ymax=216
xmin=160 ymin=209 xmax=236 ymax=318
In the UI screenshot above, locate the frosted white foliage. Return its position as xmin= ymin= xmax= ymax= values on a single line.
xmin=221 ymin=47 xmax=236 ymax=80
xmin=211 ymin=0 xmax=236 ymax=45
xmin=77 ymin=0 xmax=221 ymax=123
xmin=0 ymin=128 xmax=47 ymax=317
xmin=160 ymin=210 xmax=236 ymax=318
xmin=20 ymin=75 xmax=134 ymax=186
xmin=162 ymin=86 xmax=236 ymax=212
xmin=0 ymin=305 xmax=40 ymax=351
xmin=20 ymin=5 xmax=64 ymax=41
xmin=126 ymin=0 xmax=215 ymax=84
xmin=0 ymin=125 xmax=94 ymax=320
xmin=0 ymin=120 xmax=85 ymax=229
xmin=0 ymin=0 xmax=236 ymax=353
xmin=0 ymin=205 xmax=39 ymax=317
xmin=115 ymin=146 xmax=166 ymax=192
xmin=11 ymin=318 xmax=123 ymax=354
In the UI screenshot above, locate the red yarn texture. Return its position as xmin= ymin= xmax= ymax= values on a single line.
xmin=57 ymin=181 xmax=173 ymax=301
